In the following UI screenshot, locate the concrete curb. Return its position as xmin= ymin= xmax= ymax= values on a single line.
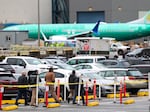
xmin=87 ymin=101 xmax=99 ymax=107
xmin=47 ymin=103 xmax=60 ymax=108
xmin=123 ymin=99 xmax=135 ymax=104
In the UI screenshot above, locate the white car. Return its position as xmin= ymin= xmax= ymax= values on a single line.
xmin=66 ymin=55 xmax=106 ymax=67
xmin=74 ymin=63 xmax=106 ymax=71
xmin=3 ymin=56 xmax=50 ymax=74
xmin=39 ymin=69 xmax=72 ymax=98
xmin=39 ymin=69 xmax=93 ymax=98
xmin=97 ymin=68 xmax=148 ymax=94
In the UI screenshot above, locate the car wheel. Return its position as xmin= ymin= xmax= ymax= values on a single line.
xmin=26 ymin=90 xmax=32 ymax=102
xmin=118 ymin=50 xmax=124 ymax=55
xmin=129 ymin=89 xmax=139 ymax=95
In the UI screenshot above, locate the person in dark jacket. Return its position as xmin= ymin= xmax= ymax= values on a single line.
xmin=28 ymin=70 xmax=40 ymax=106
xmin=72 ymin=74 xmax=85 ymax=105
xmin=15 ymin=71 xmax=29 ymax=106
xmin=67 ymin=70 xmax=77 ymax=103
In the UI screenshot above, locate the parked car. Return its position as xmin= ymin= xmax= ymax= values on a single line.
xmin=0 ymin=71 xmax=18 ymax=99
xmin=79 ymin=70 xmax=120 ymax=96
xmin=110 ymin=42 xmax=130 ymax=55
xmin=97 ymin=68 xmax=148 ymax=94
xmin=98 ymin=59 xmax=131 ymax=68
xmin=2 ymin=56 xmax=49 ymax=74
xmin=0 ymin=62 xmax=15 ymax=73
xmin=44 ymin=56 xmax=68 ymax=62
xmin=41 ymin=59 xmax=75 ymax=70
xmin=39 ymin=69 xmax=72 ymax=99
xmin=125 ymin=48 xmax=150 ymax=60
xmin=66 ymin=56 xmax=106 ymax=67
xmin=74 ymin=63 xmax=106 ymax=71
xmin=130 ymin=64 xmax=150 ymax=76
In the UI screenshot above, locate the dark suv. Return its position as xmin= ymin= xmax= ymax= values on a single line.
xmin=0 ymin=71 xmax=18 ymax=99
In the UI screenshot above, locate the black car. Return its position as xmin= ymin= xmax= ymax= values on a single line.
xmin=98 ymin=59 xmax=131 ymax=68
xmin=125 ymin=48 xmax=150 ymax=60
xmin=130 ymin=64 xmax=150 ymax=76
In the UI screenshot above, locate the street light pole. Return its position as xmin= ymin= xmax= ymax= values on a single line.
xmin=38 ymin=0 xmax=40 ymax=47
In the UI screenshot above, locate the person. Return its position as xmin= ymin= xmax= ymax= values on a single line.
xmin=67 ymin=70 xmax=77 ymax=103
xmin=72 ymin=74 xmax=85 ymax=105
xmin=45 ymin=67 xmax=60 ymax=103
xmin=28 ymin=70 xmax=39 ymax=106
xmin=15 ymin=71 xmax=29 ymax=106
xmin=83 ymin=41 xmax=90 ymax=54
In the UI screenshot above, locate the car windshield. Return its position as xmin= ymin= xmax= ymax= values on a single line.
xmin=56 ymin=63 xmax=75 ymax=70
xmin=121 ymin=61 xmax=130 ymax=67
xmin=94 ymin=63 xmax=106 ymax=68
xmin=39 ymin=72 xmax=46 ymax=79
xmin=129 ymin=70 xmax=143 ymax=77
xmin=130 ymin=48 xmax=143 ymax=54
xmin=25 ymin=59 xmax=42 ymax=65
xmin=82 ymin=72 xmax=103 ymax=79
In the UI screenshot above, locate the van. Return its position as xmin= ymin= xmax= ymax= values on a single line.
xmin=66 ymin=56 xmax=106 ymax=67
xmin=3 ymin=56 xmax=49 ymax=74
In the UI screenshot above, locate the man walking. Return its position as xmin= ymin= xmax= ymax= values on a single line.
xmin=45 ymin=67 xmax=60 ymax=103
xmin=15 ymin=71 xmax=29 ymax=106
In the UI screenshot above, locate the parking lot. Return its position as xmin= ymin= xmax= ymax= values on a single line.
xmin=2 ymin=95 xmax=149 ymax=112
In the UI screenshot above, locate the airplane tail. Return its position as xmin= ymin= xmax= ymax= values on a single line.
xmin=92 ymin=20 xmax=100 ymax=34
xmin=128 ymin=11 xmax=150 ymax=24
xmin=144 ymin=11 xmax=150 ymax=24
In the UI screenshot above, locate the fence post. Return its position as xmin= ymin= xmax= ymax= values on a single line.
xmin=85 ymin=82 xmax=88 ymax=106
xmin=45 ymin=84 xmax=49 ymax=107
xmin=0 ymin=85 xmax=3 ymax=110
xmin=148 ymin=72 xmax=150 ymax=101
xmin=93 ymin=79 xmax=96 ymax=100
xmin=120 ymin=81 xmax=122 ymax=104
xmin=113 ymin=74 xmax=117 ymax=103
xmin=124 ymin=76 xmax=126 ymax=97
xmin=57 ymin=80 xmax=60 ymax=99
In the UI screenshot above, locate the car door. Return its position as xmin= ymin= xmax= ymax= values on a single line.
xmin=7 ymin=58 xmax=25 ymax=74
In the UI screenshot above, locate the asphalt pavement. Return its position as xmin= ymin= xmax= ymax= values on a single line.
xmin=2 ymin=96 xmax=150 ymax=112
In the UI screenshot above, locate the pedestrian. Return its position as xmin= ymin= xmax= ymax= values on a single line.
xmin=44 ymin=67 xmax=60 ymax=104
xmin=28 ymin=70 xmax=39 ymax=106
xmin=72 ymin=74 xmax=85 ymax=105
xmin=15 ymin=71 xmax=29 ymax=106
xmin=67 ymin=70 xmax=77 ymax=103
xmin=83 ymin=41 xmax=90 ymax=54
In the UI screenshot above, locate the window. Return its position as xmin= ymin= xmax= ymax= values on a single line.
xmin=74 ymin=65 xmax=83 ymax=70
xmin=116 ymin=71 xmax=126 ymax=76
xmin=7 ymin=58 xmax=17 ymax=65
xmin=16 ymin=59 xmax=26 ymax=66
xmin=55 ymin=72 xmax=64 ymax=78
xmin=84 ymin=65 xmax=92 ymax=69
xmin=67 ymin=59 xmax=76 ymax=65
xmin=5 ymin=35 xmax=11 ymax=41
xmin=105 ymin=71 xmax=114 ymax=77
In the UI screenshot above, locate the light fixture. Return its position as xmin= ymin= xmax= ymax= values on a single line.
xmin=118 ymin=6 xmax=122 ymax=11
xmin=88 ymin=7 xmax=93 ymax=11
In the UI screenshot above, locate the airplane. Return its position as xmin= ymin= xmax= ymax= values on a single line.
xmin=3 ymin=11 xmax=150 ymax=41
